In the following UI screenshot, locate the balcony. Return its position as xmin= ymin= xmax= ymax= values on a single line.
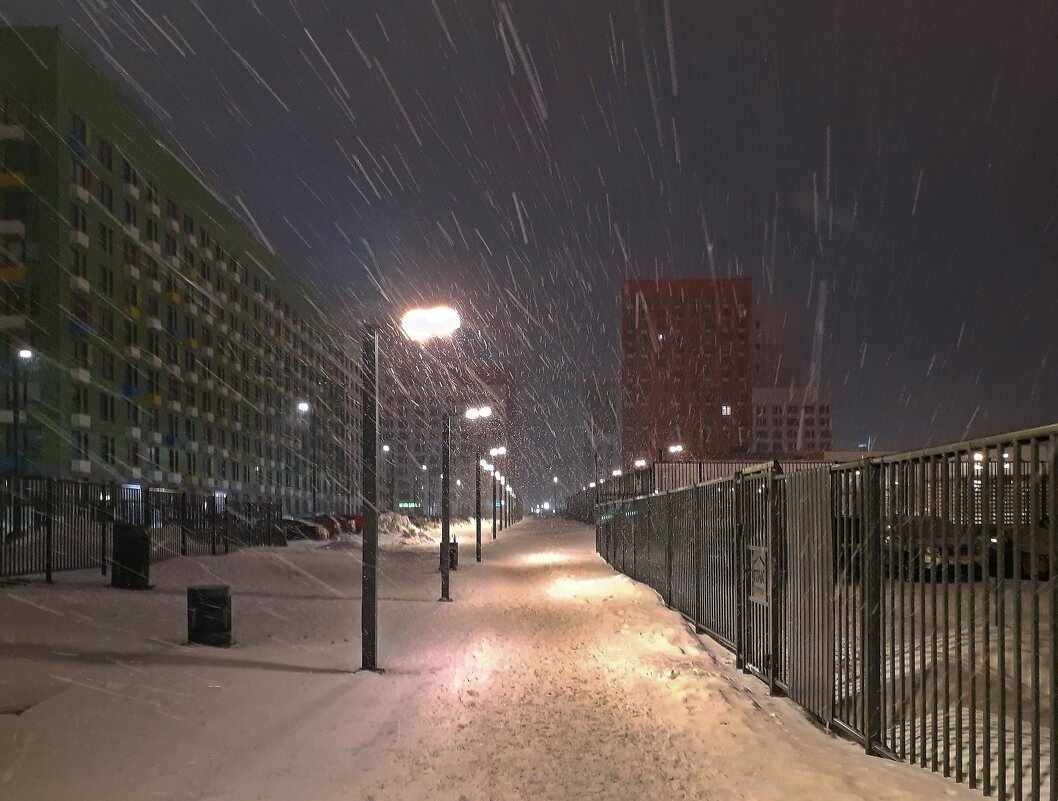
xmin=0 ymin=124 xmax=25 ymax=141
xmin=150 ymin=470 xmax=163 ymax=483
xmin=186 ymin=234 xmax=198 ymax=247
xmin=187 ymin=407 xmax=199 ymax=418
xmin=69 ymin=275 xmax=90 ymax=293
xmin=70 ymin=367 xmax=90 ymax=383
xmin=126 ymin=304 xmax=141 ymax=319
xmin=168 ymin=400 xmax=182 ymax=413
xmin=206 ymin=444 xmax=216 ymax=455
xmin=123 ymin=183 xmax=140 ymax=200
xmin=0 ymin=220 xmax=26 ymax=237
xmin=200 ymin=248 xmax=212 ymax=261
xmin=186 ymin=303 xmax=198 ymax=317
xmin=0 ymin=410 xmax=26 ymax=424
xmin=187 ymin=372 xmax=200 ymax=385
xmin=69 ymin=229 xmax=89 ymax=248
xmin=124 ymin=263 xmax=140 ymax=280
xmin=123 ymin=223 xmax=140 ymax=242
xmin=0 ymin=265 xmax=26 ymax=283
xmin=70 ymin=412 xmax=91 ymax=428
xmin=168 ymin=255 xmax=180 ymax=269
xmin=149 ymin=393 xmax=162 ymax=406
xmin=71 ymin=460 xmax=91 ymax=475
xmin=203 ymin=347 xmax=215 ymax=358
xmin=126 ymin=426 xmax=141 ymax=440
xmin=188 ymin=442 xmax=199 ymax=453
xmin=125 ymin=345 xmax=141 ymax=360
xmin=167 ymin=472 xmax=182 ymax=485
xmin=150 ymin=241 xmax=162 ymax=256
xmin=167 ymin=218 xmax=180 ymax=233
xmin=128 ymin=467 xmax=142 ymax=480
xmin=167 ymin=364 xmax=181 ymax=378
xmin=147 ymin=316 xmax=163 ymax=331
xmin=0 ymin=315 xmax=25 ymax=332
xmin=204 ymin=412 xmax=216 ymax=423
xmin=149 ymin=279 xmax=161 ymax=293
xmin=150 ymin=432 xmax=162 ymax=445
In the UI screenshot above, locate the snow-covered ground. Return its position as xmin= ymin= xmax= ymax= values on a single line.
xmin=0 ymin=517 xmax=979 ymax=800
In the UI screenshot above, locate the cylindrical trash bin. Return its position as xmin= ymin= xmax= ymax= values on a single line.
xmin=438 ymin=540 xmax=459 ymax=571
xmin=111 ymin=524 xmax=150 ymax=590
xmin=187 ymin=585 xmax=232 ymax=647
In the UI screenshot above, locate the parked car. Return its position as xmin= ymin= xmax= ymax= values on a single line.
xmin=884 ymin=516 xmax=988 ymax=581
xmin=279 ymin=516 xmax=329 ymax=540
xmin=313 ymin=515 xmax=344 ymax=538
xmin=336 ymin=513 xmax=364 ymax=532
xmin=984 ymin=524 xmax=1053 ymax=580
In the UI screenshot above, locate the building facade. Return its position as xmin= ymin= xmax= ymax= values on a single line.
xmin=620 ymin=278 xmax=753 ymax=464
xmin=752 ymin=386 xmax=833 ymax=456
xmin=581 ymin=375 xmax=620 ymax=481
xmin=1 ymin=28 xmax=359 ymax=514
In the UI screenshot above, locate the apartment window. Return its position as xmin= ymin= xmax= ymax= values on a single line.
xmin=122 ymin=159 xmax=138 ymax=188
xmin=71 ymin=159 xmax=91 ymax=191
xmin=125 ymin=283 xmax=139 ymax=307
xmin=74 ymin=431 xmax=89 ymax=460
xmin=99 ymin=391 xmax=116 ymax=423
xmin=168 ymin=448 xmax=179 ymax=472
xmin=99 ymin=265 xmax=114 ymax=296
xmin=100 ymin=436 xmax=115 ymax=465
xmin=127 ymin=441 xmax=140 ymax=468
xmin=99 ymin=182 xmax=113 ymax=211
xmin=98 ymin=224 xmax=114 ymax=255
xmin=182 ymin=213 xmax=194 ymax=236
xmin=721 ymin=404 xmax=732 ymax=417
xmin=101 ymin=349 xmax=115 ymax=379
xmin=147 ymin=369 xmax=159 ymax=394
xmin=124 ymin=201 xmax=138 ymax=227
xmin=71 ymin=204 xmax=88 ymax=233
xmin=100 ymin=310 xmax=115 ymax=341
xmin=70 ymin=113 xmax=86 ymax=145
xmin=166 ymin=198 xmax=179 ymax=221
xmin=70 ymin=247 xmax=88 ymax=278
xmin=97 ymin=139 xmax=113 ymax=170
xmin=164 ymin=234 xmax=177 ymax=257
xmin=72 ymin=385 xmax=89 ymax=414
xmin=145 ymin=217 xmax=158 ymax=243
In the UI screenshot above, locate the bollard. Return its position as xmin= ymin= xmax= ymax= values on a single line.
xmin=111 ymin=524 xmax=150 ymax=590
xmin=187 ymin=585 xmax=231 ymax=646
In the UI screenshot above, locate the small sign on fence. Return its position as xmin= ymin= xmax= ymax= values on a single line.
xmin=748 ymin=545 xmax=768 ymax=604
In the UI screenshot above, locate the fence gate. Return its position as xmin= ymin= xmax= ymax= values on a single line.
xmin=739 ymin=466 xmax=783 ymax=691
xmin=784 ymin=467 xmax=835 ymax=724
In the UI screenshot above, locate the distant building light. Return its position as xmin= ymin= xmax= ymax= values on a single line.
xmin=721 ymin=403 xmax=732 ymax=416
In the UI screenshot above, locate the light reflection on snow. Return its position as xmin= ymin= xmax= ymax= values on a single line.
xmin=521 ymin=551 xmax=570 ymax=566
xmin=545 ymin=575 xmax=628 ymax=601
xmin=449 ymin=637 xmax=501 ymax=691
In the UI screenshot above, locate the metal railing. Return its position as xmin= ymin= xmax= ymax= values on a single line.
xmin=1 ymin=474 xmax=284 ymax=581
xmin=595 ymin=423 xmax=1057 ymax=801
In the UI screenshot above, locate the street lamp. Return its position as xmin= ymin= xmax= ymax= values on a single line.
xmin=296 ymin=400 xmax=316 ymax=517
xmin=10 ymin=347 xmax=33 ymax=477
xmin=489 ymin=446 xmax=508 ymax=538
xmin=633 ymin=458 xmax=647 ymax=469
xmin=661 ymin=443 xmax=684 ymax=462
xmin=381 ymin=444 xmax=394 ymax=512
xmin=463 ymin=405 xmax=492 ymax=562
xmin=401 ymin=304 xmax=461 ymax=603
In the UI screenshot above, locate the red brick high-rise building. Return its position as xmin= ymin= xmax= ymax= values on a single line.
xmin=620 ymin=278 xmax=753 ymax=464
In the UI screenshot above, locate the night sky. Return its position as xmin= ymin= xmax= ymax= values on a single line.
xmin=5 ymin=1 xmax=1057 ymax=502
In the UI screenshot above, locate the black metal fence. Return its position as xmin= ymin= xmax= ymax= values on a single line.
xmin=1 ymin=474 xmax=284 ymax=581
xmin=596 ymin=423 xmax=1057 ymax=801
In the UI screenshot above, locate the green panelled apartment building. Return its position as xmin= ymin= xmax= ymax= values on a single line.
xmin=1 ymin=27 xmax=359 ymax=514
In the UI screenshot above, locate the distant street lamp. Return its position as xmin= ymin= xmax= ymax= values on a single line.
xmin=11 ymin=347 xmax=33 ymax=477
xmin=633 ymin=458 xmax=647 ymax=469
xmin=489 ymin=446 xmax=508 ymax=538
xmin=661 ymin=443 xmax=684 ymax=462
xmin=463 ymin=406 xmax=492 ymax=563
xmin=296 ymin=400 xmax=318 ymax=517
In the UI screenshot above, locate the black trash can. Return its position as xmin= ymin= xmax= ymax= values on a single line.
xmin=187 ymin=585 xmax=232 ymax=647
xmin=111 ymin=524 xmax=150 ymax=590
xmin=438 ymin=540 xmax=458 ymax=571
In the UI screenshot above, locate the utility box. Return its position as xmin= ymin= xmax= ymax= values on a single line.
xmin=187 ymin=585 xmax=232 ymax=647
xmin=111 ymin=524 xmax=150 ymax=590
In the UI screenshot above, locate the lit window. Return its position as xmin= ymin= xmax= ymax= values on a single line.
xmin=721 ymin=403 xmax=732 ymax=416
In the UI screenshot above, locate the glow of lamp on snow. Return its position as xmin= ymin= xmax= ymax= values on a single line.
xmin=400 ymin=305 xmax=460 ymax=342
xmin=522 ymin=551 xmax=570 ymax=566
xmin=546 ymin=575 xmax=630 ymax=602
xmin=633 ymin=458 xmax=647 ymax=468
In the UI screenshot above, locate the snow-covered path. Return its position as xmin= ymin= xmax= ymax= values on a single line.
xmin=0 ymin=517 xmax=978 ymax=800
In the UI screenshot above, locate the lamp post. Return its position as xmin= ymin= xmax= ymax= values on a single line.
xmin=382 ymin=444 xmax=394 ymax=512
xmin=421 ymin=464 xmax=429 ymax=516
xmin=401 ymin=305 xmax=461 ymax=602
xmin=552 ymin=475 xmax=558 ymax=513
xmin=11 ymin=348 xmax=32 ymax=477
xmin=475 ymin=457 xmax=482 ymax=561
xmin=297 ymin=400 xmax=317 ymax=517
xmin=489 ymin=445 xmax=506 ymax=536
xmin=361 ymin=324 xmax=380 ymax=671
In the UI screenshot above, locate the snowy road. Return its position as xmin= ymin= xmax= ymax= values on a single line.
xmin=0 ymin=517 xmax=978 ymax=800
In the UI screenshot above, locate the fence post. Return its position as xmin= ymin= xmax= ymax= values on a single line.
xmin=180 ymin=491 xmax=188 ymax=556
xmin=862 ymin=460 xmax=883 ymax=755
xmin=224 ymin=500 xmax=231 ymax=553
xmin=735 ymin=472 xmax=746 ymax=672
xmin=667 ymin=494 xmax=675 ymax=607
xmin=45 ymin=477 xmax=53 ymax=584
xmin=694 ymin=487 xmax=704 ymax=634
xmin=210 ymin=494 xmax=217 ymax=556
xmin=99 ymin=482 xmax=108 ymax=576
xmin=766 ymin=468 xmax=779 ymax=695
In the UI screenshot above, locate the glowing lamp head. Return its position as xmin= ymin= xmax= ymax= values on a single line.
xmin=633 ymin=458 xmax=647 ymax=468
xmin=382 ymin=444 xmax=390 ymax=452
xmin=17 ymin=349 xmax=33 ymax=360
xmin=668 ymin=443 xmax=683 ymax=454
xmin=400 ymin=306 xmax=461 ymax=342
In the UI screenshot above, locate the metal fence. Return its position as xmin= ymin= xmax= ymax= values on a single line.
xmin=596 ymin=423 xmax=1057 ymax=801
xmin=1 ymin=474 xmax=284 ymax=581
